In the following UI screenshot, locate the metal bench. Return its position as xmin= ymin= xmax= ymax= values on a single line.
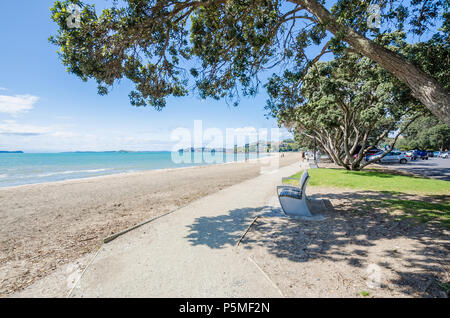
xmin=277 ymin=170 xmax=312 ymax=217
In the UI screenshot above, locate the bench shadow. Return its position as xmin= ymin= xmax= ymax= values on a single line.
xmin=185 ymin=190 xmax=449 ymax=297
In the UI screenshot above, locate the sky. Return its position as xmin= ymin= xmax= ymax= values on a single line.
xmin=0 ymin=1 xmax=294 ymax=152
xmin=0 ymin=1 xmax=441 ymax=152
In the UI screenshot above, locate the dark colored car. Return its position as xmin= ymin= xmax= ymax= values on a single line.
xmin=427 ymin=151 xmax=434 ymax=157
xmin=411 ymin=150 xmax=428 ymax=160
xmin=357 ymin=148 xmax=381 ymax=161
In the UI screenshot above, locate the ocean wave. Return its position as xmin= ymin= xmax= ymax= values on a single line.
xmin=37 ymin=168 xmax=114 ymax=178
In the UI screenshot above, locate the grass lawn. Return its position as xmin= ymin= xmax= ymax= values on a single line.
xmin=381 ymin=199 xmax=450 ymax=228
xmin=284 ymin=168 xmax=450 ymax=227
xmin=285 ymin=168 xmax=450 ymax=195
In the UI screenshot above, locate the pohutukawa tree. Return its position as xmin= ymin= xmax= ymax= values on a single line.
xmin=266 ymin=49 xmax=424 ymax=170
xmin=50 ymin=0 xmax=449 ymax=124
xmin=396 ymin=115 xmax=450 ymax=151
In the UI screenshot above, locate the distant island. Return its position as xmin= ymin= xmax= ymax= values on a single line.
xmin=0 ymin=151 xmax=24 ymax=154
xmin=60 ymin=150 xmax=145 ymax=153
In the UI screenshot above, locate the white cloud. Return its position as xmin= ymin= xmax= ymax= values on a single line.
xmin=0 ymin=120 xmax=52 ymax=136
xmin=0 ymin=120 xmax=176 ymax=152
xmin=0 ymin=119 xmax=292 ymax=152
xmin=279 ymin=128 xmax=294 ymax=140
xmin=0 ymin=94 xmax=39 ymax=115
xmin=0 ymin=87 xmax=7 ymax=91
xmin=232 ymin=127 xmax=258 ymax=136
xmin=230 ymin=126 xmax=293 ymax=142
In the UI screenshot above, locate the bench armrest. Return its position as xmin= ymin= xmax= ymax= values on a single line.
xmin=277 ymin=185 xmax=301 ymax=195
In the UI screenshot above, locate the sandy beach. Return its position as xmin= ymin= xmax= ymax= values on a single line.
xmin=0 ymin=153 xmax=299 ymax=296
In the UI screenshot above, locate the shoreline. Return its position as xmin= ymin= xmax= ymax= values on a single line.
xmin=0 ymin=152 xmax=299 ymax=297
xmin=0 ymin=153 xmax=279 ymax=190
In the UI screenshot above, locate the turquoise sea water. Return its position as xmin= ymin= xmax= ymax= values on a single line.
xmin=0 ymin=152 xmax=267 ymax=188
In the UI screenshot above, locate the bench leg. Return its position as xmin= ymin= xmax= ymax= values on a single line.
xmin=279 ymin=196 xmax=313 ymax=217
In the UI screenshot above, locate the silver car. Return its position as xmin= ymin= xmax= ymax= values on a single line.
xmin=371 ymin=151 xmax=409 ymax=164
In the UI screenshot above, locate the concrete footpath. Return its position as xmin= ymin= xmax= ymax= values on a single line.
xmin=70 ymin=162 xmax=301 ymax=297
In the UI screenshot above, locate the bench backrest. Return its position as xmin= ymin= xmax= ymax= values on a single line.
xmin=299 ymin=170 xmax=310 ymax=192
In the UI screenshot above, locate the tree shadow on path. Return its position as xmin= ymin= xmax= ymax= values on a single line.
xmin=185 ymin=190 xmax=449 ymax=297
xmin=184 ymin=207 xmax=262 ymax=248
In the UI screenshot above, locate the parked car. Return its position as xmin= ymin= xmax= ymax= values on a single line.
xmin=433 ymin=151 xmax=441 ymax=157
xmin=408 ymin=149 xmax=428 ymax=160
xmin=366 ymin=151 xmax=382 ymax=162
xmin=427 ymin=151 xmax=434 ymax=158
xmin=354 ymin=147 xmax=381 ymax=160
xmin=368 ymin=151 xmax=409 ymax=164
xmin=438 ymin=151 xmax=449 ymax=158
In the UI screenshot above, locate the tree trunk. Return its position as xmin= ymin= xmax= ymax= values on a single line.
xmin=290 ymin=0 xmax=450 ymax=126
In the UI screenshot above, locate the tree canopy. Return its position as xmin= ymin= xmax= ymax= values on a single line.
xmin=267 ymin=47 xmax=424 ymax=170
xmin=396 ymin=115 xmax=450 ymax=151
xmin=50 ymin=0 xmax=449 ymax=123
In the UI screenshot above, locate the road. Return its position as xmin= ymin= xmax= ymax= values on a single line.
xmin=384 ymin=157 xmax=450 ymax=181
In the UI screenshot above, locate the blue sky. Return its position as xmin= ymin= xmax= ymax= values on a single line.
xmin=0 ymin=1 xmax=294 ymax=152
xmin=1 ymin=1 xmax=432 ymax=152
